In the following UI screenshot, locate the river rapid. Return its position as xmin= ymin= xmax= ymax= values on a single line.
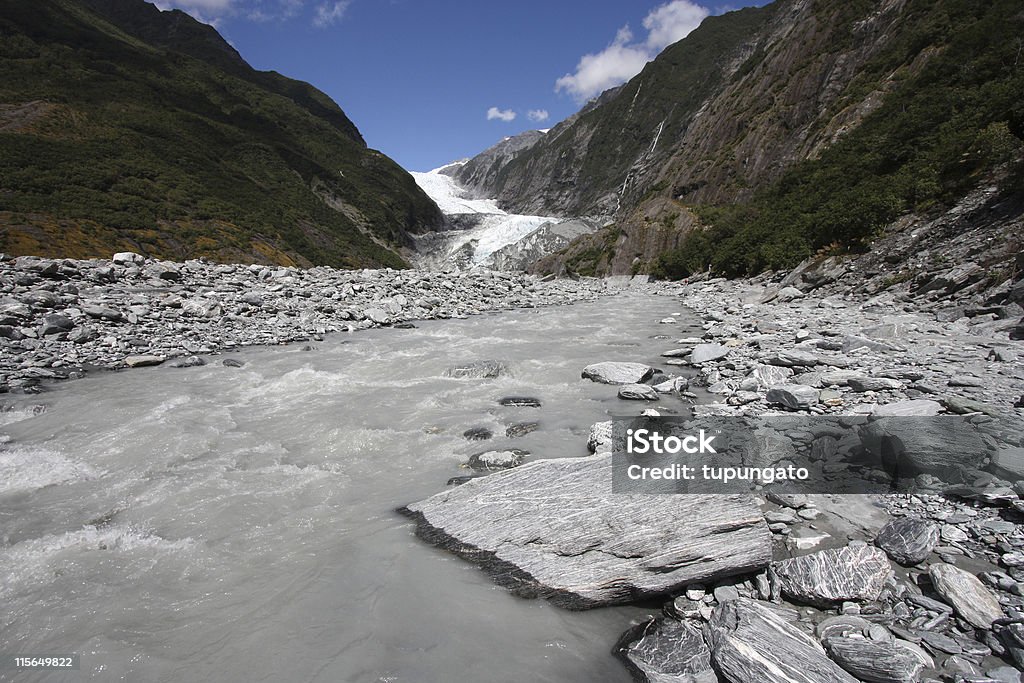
xmin=0 ymin=292 xmax=699 ymax=683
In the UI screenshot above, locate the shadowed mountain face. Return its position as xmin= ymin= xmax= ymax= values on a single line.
xmin=458 ymin=0 xmax=1023 ymax=277
xmin=0 ymin=0 xmax=444 ymax=268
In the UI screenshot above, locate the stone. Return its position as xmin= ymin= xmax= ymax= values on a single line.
xmin=400 ymin=454 xmax=772 ymax=609
xmin=860 ymin=417 xmax=992 ymax=478
xmin=775 ymin=286 xmax=805 ymax=303
xmin=39 ymin=313 xmax=74 ymax=336
xmin=582 ymin=362 xmax=654 ymax=385
xmin=848 ymin=377 xmax=904 ymax=392
xmin=774 ymin=545 xmax=893 ymax=607
xmin=767 ymin=350 xmax=820 ymax=367
xmin=462 ymin=427 xmax=493 ymax=441
xmin=169 ymin=355 xmax=206 ymax=368
xmin=112 ymin=251 xmax=144 ymax=265
xmin=444 ymin=360 xmax=508 ymax=379
xmin=929 ymin=563 xmax=1004 ymax=629
xmin=505 ymin=422 xmax=539 ymax=438
xmin=942 ymin=395 xmax=1003 ymax=417
xmin=842 ymin=335 xmax=899 ymax=353
xmin=614 ymin=617 xmax=717 ymax=683
xmin=82 ymin=305 xmax=125 ymax=321
xmin=823 ymin=636 xmax=929 ymax=683
xmin=871 ymin=400 xmax=943 ymax=417
xmin=874 ymin=517 xmax=939 ymax=566
xmin=466 ymin=449 xmax=527 ymax=471
xmin=705 ymin=598 xmax=857 ymax=683
xmin=619 ymin=384 xmax=660 ymax=401
xmin=766 ymin=385 xmax=820 ymax=410
xmin=123 ymin=355 xmax=165 ymax=368
xmin=750 ymin=364 xmax=794 ymax=387
xmin=690 ymin=344 xmax=731 ymax=364
xmin=363 ymin=307 xmax=390 ymax=324
xmin=497 ymin=396 xmax=541 ymax=407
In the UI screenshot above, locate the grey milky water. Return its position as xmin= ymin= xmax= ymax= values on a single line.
xmin=0 ymin=293 xmax=697 ymax=683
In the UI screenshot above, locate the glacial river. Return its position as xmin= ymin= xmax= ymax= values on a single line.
xmin=0 ymin=292 xmax=698 ymax=683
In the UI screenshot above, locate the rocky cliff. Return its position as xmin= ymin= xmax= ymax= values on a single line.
xmin=468 ymin=0 xmax=1024 ymax=277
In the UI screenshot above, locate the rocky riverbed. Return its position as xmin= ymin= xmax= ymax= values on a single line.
xmin=0 ymin=252 xmax=614 ymax=393
xmin=403 ymin=270 xmax=1024 ymax=682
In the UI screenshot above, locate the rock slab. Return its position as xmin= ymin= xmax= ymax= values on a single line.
xmin=582 ymin=362 xmax=654 ymax=385
xmin=401 ymin=454 xmax=771 ymax=609
xmin=614 ymin=617 xmax=717 ymax=683
xmin=929 ymin=563 xmax=1004 ymax=629
xmin=775 ymin=545 xmax=892 ymax=607
xmin=705 ymin=598 xmax=858 ymax=683
xmin=874 ymin=516 xmax=939 ymax=566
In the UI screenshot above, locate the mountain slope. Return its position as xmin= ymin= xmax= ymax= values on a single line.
xmin=0 ymin=0 xmax=443 ymax=268
xmin=475 ymin=0 xmax=1023 ymax=277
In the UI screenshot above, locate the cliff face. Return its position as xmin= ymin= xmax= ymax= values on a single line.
xmin=0 ymin=0 xmax=443 ymax=268
xmin=471 ymin=0 xmax=1023 ymax=276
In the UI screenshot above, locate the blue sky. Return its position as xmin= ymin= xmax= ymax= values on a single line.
xmin=155 ymin=0 xmax=765 ymax=171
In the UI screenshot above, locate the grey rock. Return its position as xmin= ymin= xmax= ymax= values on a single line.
xmin=615 ymin=618 xmax=717 ymax=683
xmin=860 ymin=417 xmax=992 ymax=477
xmin=690 ymin=344 xmax=731 ymax=364
xmin=705 ymin=598 xmax=857 ymax=683
xmin=848 ymin=377 xmax=904 ymax=392
xmin=112 ymin=251 xmax=144 ymax=265
xmin=929 ymin=563 xmax=1004 ymax=629
xmin=871 ymin=400 xmax=943 ymax=417
xmin=444 ymin=360 xmax=508 ymax=379
xmin=582 ymin=362 xmax=655 ymax=385
xmin=462 ymin=427 xmax=493 ymax=441
xmin=169 ymin=355 xmax=206 ymax=368
xmin=823 ymin=636 xmax=929 ymax=683
xmin=942 ymin=395 xmax=1003 ymax=417
xmin=363 ymin=307 xmax=390 ymax=324
xmin=123 ymin=355 xmax=165 ymax=368
xmin=222 ymin=358 xmax=245 ymax=367
xmin=750 ymin=364 xmax=794 ymax=387
xmin=619 ymin=384 xmax=660 ymax=401
xmin=497 ymin=396 xmax=541 ymax=407
xmin=775 ymin=545 xmax=892 ymax=607
xmin=505 ymin=421 xmax=539 ymax=438
xmin=39 ymin=313 xmax=74 ymax=336
xmin=775 ymin=286 xmax=805 ymax=303
xmin=82 ymin=305 xmax=125 ymax=321
xmin=466 ymin=449 xmax=527 ymax=471
xmin=874 ymin=517 xmax=939 ymax=566
xmin=767 ymin=350 xmax=820 ymax=367
xmin=842 ymin=335 xmax=899 ymax=353
xmin=67 ymin=327 xmax=98 ymax=344
xmin=766 ymin=385 xmax=820 ymax=410
xmin=401 ymin=454 xmax=771 ymax=608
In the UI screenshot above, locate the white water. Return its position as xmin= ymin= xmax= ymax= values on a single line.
xmin=0 ymin=294 xmax=698 ymax=683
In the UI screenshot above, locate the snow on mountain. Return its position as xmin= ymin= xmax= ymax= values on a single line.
xmin=411 ymin=166 xmax=561 ymax=268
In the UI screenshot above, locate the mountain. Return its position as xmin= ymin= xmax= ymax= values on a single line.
xmin=462 ymin=0 xmax=1023 ymax=278
xmin=0 ymin=0 xmax=444 ymax=268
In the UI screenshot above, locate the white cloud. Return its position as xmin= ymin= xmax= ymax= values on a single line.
xmin=313 ymin=0 xmax=351 ymax=27
xmin=527 ymin=109 xmax=550 ymax=122
xmin=555 ymin=1 xmax=710 ymax=103
xmin=487 ymin=107 xmax=517 ymax=122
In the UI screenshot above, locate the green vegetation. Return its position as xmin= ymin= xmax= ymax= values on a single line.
xmin=656 ymin=0 xmax=1024 ymax=278
xmin=0 ymin=0 xmax=441 ymax=267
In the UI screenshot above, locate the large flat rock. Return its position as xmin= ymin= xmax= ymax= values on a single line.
xmin=400 ymin=454 xmax=771 ymax=609
xmin=775 ymin=545 xmax=892 ymax=607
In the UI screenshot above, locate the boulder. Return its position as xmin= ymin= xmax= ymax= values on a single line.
xmin=497 ymin=396 xmax=541 ymax=407
xmin=860 ymin=417 xmax=992 ymax=478
xmin=587 ymin=421 xmax=613 ymax=454
xmin=766 ymin=350 xmax=820 ymax=367
xmin=38 ymin=313 xmax=74 ymax=336
xmin=775 ymin=545 xmax=892 ymax=607
xmin=874 ymin=517 xmax=939 ymax=566
xmin=582 ymin=362 xmax=654 ymax=385
xmin=929 ymin=563 xmax=1004 ymax=629
xmin=124 ymin=355 xmax=165 ymax=368
xmin=444 ymin=360 xmax=508 ymax=379
xmin=848 ymin=377 xmax=904 ymax=392
xmin=690 ymin=344 xmax=731 ymax=365
xmin=766 ymin=385 xmax=820 ymax=410
xmin=82 ymin=305 xmax=125 ymax=322
xmin=462 ymin=427 xmax=493 ymax=441
xmin=823 ymin=636 xmax=929 ymax=683
xmin=363 ymin=307 xmax=389 ymax=324
xmin=705 ymin=598 xmax=857 ymax=683
xmin=112 ymin=251 xmax=144 ymax=265
xmin=466 ymin=449 xmax=527 ymax=471
xmin=614 ymin=617 xmax=717 ymax=683
xmin=505 ymin=422 xmax=539 ymax=438
xmin=400 ymin=454 xmax=771 ymax=609
xmin=619 ymin=384 xmax=660 ymax=401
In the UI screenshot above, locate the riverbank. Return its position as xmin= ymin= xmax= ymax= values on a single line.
xmin=0 ymin=252 xmax=641 ymax=393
